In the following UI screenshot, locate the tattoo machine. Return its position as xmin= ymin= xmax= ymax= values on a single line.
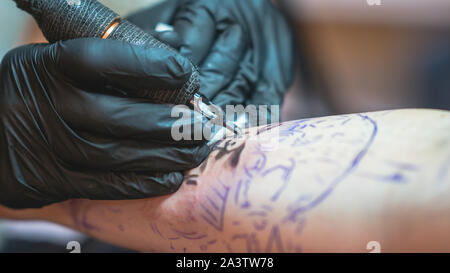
xmin=13 ymin=0 xmax=241 ymax=135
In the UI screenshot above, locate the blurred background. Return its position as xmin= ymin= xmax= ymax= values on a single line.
xmin=281 ymin=0 xmax=450 ymax=120
xmin=0 ymin=0 xmax=449 ymax=252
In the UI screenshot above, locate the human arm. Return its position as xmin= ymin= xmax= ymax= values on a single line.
xmin=1 ymin=109 xmax=449 ymax=252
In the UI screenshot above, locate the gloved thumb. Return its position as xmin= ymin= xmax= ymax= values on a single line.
xmin=49 ymin=38 xmax=193 ymax=97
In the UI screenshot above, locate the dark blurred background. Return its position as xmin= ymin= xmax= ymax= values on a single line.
xmin=0 ymin=0 xmax=449 ymax=252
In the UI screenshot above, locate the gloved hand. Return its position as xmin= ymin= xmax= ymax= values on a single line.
xmin=0 ymin=38 xmax=210 ymax=209
xmin=127 ymin=0 xmax=297 ymax=122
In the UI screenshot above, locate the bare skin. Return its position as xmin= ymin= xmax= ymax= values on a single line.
xmin=1 ymin=109 xmax=449 ymax=252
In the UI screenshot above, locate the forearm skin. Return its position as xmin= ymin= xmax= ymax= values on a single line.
xmin=1 ymin=109 xmax=449 ymax=252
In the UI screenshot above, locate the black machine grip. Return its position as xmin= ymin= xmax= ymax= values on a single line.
xmin=14 ymin=0 xmax=200 ymax=105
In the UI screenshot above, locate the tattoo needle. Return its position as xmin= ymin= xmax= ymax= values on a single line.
xmin=156 ymin=23 xmax=242 ymax=136
xmin=190 ymin=94 xmax=242 ymax=136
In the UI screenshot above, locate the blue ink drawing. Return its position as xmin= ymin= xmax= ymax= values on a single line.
xmin=284 ymin=114 xmax=378 ymax=222
xmin=200 ymin=181 xmax=230 ymax=231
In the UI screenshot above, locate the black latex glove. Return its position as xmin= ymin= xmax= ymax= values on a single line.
xmin=0 ymin=38 xmax=210 ymax=209
xmin=127 ymin=0 xmax=297 ymax=122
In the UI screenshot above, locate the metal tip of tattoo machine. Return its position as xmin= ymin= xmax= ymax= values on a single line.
xmin=222 ymin=119 xmax=242 ymax=136
xmin=189 ymin=94 xmax=242 ymax=136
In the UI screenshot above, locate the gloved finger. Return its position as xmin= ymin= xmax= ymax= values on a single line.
xmin=67 ymin=170 xmax=185 ymax=200
xmin=198 ymin=24 xmax=247 ymax=100
xmin=53 ymin=130 xmax=211 ymax=172
xmin=211 ymin=50 xmax=256 ymax=109
xmin=171 ymin=0 xmax=217 ymax=64
xmin=246 ymin=2 xmax=297 ymax=113
xmin=52 ymin=38 xmax=193 ymax=97
xmin=54 ymin=90 xmax=206 ymax=144
xmin=246 ymin=83 xmax=284 ymax=123
xmin=153 ymin=30 xmax=183 ymax=50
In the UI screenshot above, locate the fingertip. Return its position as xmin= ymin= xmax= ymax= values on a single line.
xmin=165 ymin=145 xmax=211 ymax=171
xmin=161 ymin=172 xmax=184 ymax=193
xmin=104 ymin=171 xmax=185 ymax=198
xmin=142 ymin=46 xmax=194 ymax=88
xmin=156 ymin=31 xmax=182 ymax=49
xmin=193 ymin=144 xmax=212 ymax=167
xmin=165 ymin=53 xmax=193 ymax=81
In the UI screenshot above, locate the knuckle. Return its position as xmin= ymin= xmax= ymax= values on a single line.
xmin=0 ymin=49 xmax=36 ymax=116
xmin=0 ymin=46 xmax=27 ymax=78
